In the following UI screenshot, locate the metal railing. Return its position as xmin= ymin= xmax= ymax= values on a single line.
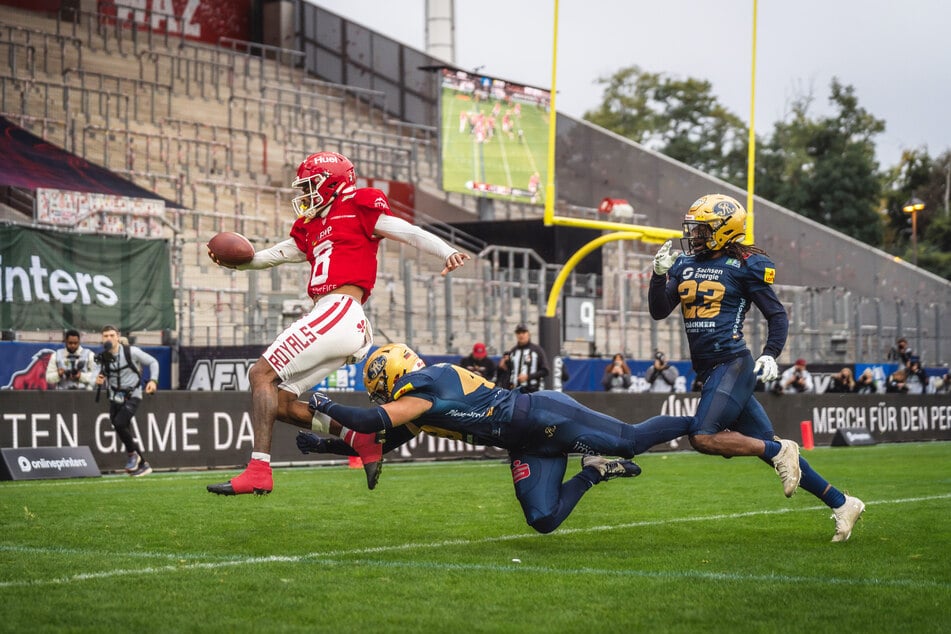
xmin=218 ymin=36 xmax=305 ymax=86
xmin=63 ymin=67 xmax=171 ymax=124
xmin=0 ymin=22 xmax=83 ymax=75
xmin=160 ymin=118 xmax=268 ymax=176
xmin=137 ymin=49 xmax=233 ymax=102
xmin=80 ymin=125 xmax=230 ymax=180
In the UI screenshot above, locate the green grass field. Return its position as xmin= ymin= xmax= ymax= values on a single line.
xmin=2 ymin=442 xmax=950 ymax=633
xmin=440 ymin=88 xmax=549 ymax=203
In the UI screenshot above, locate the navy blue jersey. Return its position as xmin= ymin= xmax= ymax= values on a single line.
xmin=391 ymin=363 xmax=519 ymax=448
xmin=649 ymin=251 xmax=787 ymax=367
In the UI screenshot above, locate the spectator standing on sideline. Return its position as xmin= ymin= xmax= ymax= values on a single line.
xmin=601 ymin=353 xmax=633 ymax=392
xmin=46 ymin=329 xmax=97 ymax=390
xmin=207 ymin=151 xmax=469 ymax=496
xmin=505 ymin=324 xmax=549 ymax=393
xmin=459 ymin=342 xmax=497 ymax=381
xmin=644 ymin=350 xmax=680 ymax=393
xmin=95 ymin=325 xmax=158 ymax=477
xmin=649 ymin=193 xmax=864 ymax=541
xmin=778 ymin=358 xmax=814 ymax=394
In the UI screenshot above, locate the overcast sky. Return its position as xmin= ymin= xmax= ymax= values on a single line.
xmin=311 ymin=0 xmax=949 ymax=169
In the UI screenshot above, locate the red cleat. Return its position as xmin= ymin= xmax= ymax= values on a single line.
xmin=206 ymin=458 xmax=273 ymax=495
xmin=343 ymin=430 xmax=383 ymax=490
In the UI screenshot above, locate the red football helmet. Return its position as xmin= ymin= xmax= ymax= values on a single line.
xmin=291 ymin=152 xmax=356 ymax=219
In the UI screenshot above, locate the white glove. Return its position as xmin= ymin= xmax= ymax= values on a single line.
xmin=754 ymin=355 xmax=779 ymax=383
xmin=653 ymin=240 xmax=676 ymax=275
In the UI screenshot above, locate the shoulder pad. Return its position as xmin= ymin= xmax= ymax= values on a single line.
xmin=351 ymin=188 xmax=391 ymax=213
xmin=744 ymin=253 xmax=777 ymax=284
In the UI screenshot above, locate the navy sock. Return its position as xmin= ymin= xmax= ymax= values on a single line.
xmin=761 ymin=440 xmax=781 ymax=460
xmin=799 ymin=458 xmax=846 ymax=508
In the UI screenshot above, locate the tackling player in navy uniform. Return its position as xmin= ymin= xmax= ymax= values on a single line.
xmin=301 ymin=343 xmax=694 ymax=534
xmin=648 ymin=194 xmax=865 ymax=542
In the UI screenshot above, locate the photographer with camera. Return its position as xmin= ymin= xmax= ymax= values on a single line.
xmin=602 ymin=353 xmax=633 ymax=392
xmin=827 ymin=367 xmax=857 ymax=393
xmin=855 ymin=368 xmax=879 ymax=394
xmin=94 ymin=325 xmax=159 ymax=477
xmin=45 ymin=329 xmax=97 ymax=390
xmin=644 ymin=350 xmax=680 ymax=393
xmin=777 ymin=358 xmax=814 ymax=394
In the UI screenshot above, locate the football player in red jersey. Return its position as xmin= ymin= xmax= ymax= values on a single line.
xmin=206 ymin=151 xmax=469 ymax=496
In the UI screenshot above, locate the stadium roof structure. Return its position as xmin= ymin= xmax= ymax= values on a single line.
xmin=0 ymin=116 xmax=182 ymax=208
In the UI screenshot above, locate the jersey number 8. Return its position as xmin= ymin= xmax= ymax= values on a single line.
xmin=309 ymin=241 xmax=333 ymax=286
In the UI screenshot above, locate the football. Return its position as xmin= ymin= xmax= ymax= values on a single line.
xmin=207 ymin=231 xmax=254 ymax=266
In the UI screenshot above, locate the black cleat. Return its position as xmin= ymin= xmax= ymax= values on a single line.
xmin=206 ymin=482 xmax=271 ymax=496
xmin=297 ymin=431 xmax=383 ymax=490
xmin=364 ymin=460 xmax=382 ymax=491
xmin=581 ymin=455 xmax=642 ymax=481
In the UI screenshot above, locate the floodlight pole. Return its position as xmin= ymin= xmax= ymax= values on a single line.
xmin=902 ymin=197 xmax=925 ymax=266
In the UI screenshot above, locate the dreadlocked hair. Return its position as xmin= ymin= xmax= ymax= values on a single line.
xmin=724 ymin=242 xmax=767 ymax=259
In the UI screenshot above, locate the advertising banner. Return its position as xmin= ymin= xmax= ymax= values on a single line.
xmin=0 ymin=446 xmax=100 ymax=480
xmin=0 ymin=225 xmax=174 ymax=331
xmin=97 ymin=0 xmax=252 ymax=46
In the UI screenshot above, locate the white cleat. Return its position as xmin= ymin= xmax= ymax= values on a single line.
xmin=771 ymin=438 xmax=801 ymax=497
xmin=831 ymin=495 xmax=865 ymax=542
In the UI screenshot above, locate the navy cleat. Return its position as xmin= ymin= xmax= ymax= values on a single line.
xmin=581 ymin=455 xmax=642 ymax=481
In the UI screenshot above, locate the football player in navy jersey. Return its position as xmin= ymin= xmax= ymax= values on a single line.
xmin=301 ymin=343 xmax=695 ymax=534
xmin=648 ymin=194 xmax=864 ymax=542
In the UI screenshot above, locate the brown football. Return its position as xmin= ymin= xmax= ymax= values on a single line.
xmin=207 ymin=231 xmax=254 ymax=266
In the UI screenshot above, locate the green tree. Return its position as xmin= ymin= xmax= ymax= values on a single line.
xmin=918 ymin=213 xmax=951 ymax=280
xmin=584 ymin=66 xmax=750 ymax=187
xmin=882 ymin=149 xmax=951 ymax=279
xmin=755 ymin=79 xmax=885 ymax=246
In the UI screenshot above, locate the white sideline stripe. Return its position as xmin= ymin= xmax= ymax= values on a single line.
xmin=1 ymin=493 xmax=949 ymax=589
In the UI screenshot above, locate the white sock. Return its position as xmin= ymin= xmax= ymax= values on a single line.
xmin=311 ymin=410 xmax=332 ymax=434
xmin=251 ymin=452 xmax=271 ymax=463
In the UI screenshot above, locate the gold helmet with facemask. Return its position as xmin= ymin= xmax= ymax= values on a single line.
xmin=363 ymin=343 xmax=425 ymax=405
xmin=681 ymin=194 xmax=747 ymax=256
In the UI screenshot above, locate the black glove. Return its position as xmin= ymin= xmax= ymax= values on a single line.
xmin=296 ymin=430 xmax=326 ymax=454
xmin=308 ymin=391 xmax=333 ymax=414
xmin=297 ymin=431 xmax=359 ymax=456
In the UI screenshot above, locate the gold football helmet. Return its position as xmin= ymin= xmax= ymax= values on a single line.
xmin=681 ymin=194 xmax=747 ymax=256
xmin=363 ymin=343 xmax=425 ymax=404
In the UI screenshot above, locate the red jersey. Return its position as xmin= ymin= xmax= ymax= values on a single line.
xmin=289 ymin=188 xmax=393 ymax=303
